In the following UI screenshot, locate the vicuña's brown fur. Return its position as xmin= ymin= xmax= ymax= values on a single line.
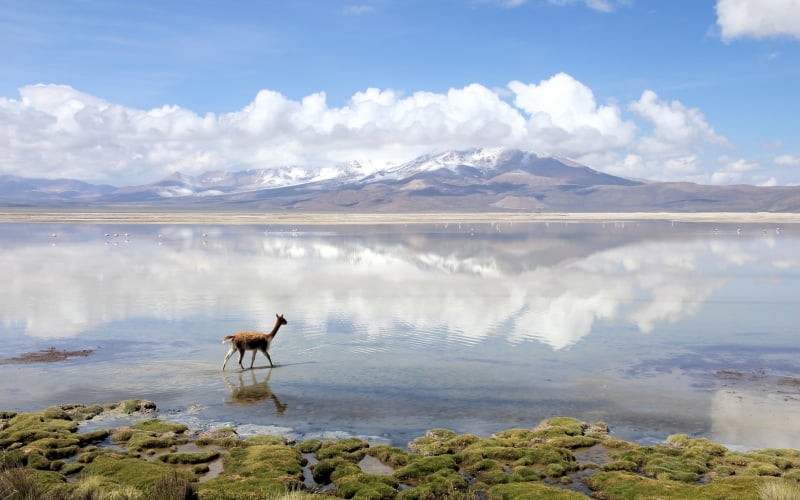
xmin=222 ymin=314 xmax=288 ymax=370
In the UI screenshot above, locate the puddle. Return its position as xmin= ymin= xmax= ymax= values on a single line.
xmin=573 ymin=443 xmax=611 ymax=466
xmin=358 ymin=454 xmax=394 ymax=475
xmin=546 ymin=444 xmax=611 ymax=497
xmin=199 ymin=458 xmax=224 ymax=483
xmin=302 ymin=453 xmax=318 ymax=489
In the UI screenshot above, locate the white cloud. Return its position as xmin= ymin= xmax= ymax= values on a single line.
xmin=498 ymin=0 xmax=527 ymax=7
xmin=0 ymin=75 xmax=774 ymax=186
xmin=599 ymin=90 xmax=735 ymax=184
xmin=509 ymin=73 xmax=637 ymax=154
xmin=775 ymin=154 xmax=800 ymax=167
xmin=486 ymin=0 xmax=629 ymax=10
xmin=546 ymin=0 xmax=630 ymax=12
xmin=759 ymin=177 xmax=778 ymax=187
xmin=716 ymin=0 xmax=800 ymax=41
xmin=585 ymin=0 xmax=613 ymax=12
xmin=629 ymin=90 xmax=727 ymax=156
xmin=343 ymin=4 xmax=375 ymax=15
xmin=710 ymin=156 xmax=760 ymax=185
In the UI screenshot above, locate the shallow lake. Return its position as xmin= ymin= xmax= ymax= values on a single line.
xmin=1 ymin=218 xmax=799 ymax=450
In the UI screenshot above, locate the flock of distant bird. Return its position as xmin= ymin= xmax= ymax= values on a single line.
xmin=103 ymin=232 xmax=130 ymax=245
xmin=47 ymin=230 xmax=211 ymax=246
xmin=710 ymin=227 xmax=781 ymax=236
xmin=45 ymin=225 xmax=786 ymax=246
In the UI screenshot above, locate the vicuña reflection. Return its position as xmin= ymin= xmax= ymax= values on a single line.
xmin=0 ymin=223 xmax=790 ymax=351
xmin=223 ymin=370 xmax=287 ymax=415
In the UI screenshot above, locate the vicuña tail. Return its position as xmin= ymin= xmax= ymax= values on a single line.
xmin=222 ymin=335 xmax=235 ymax=343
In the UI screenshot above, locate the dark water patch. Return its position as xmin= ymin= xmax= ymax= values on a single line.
xmin=625 ymin=343 xmax=800 ymax=381
xmin=0 ymin=347 xmax=94 ymax=364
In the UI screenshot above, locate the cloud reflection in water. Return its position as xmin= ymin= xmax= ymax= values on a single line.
xmin=0 ymin=223 xmax=790 ymax=352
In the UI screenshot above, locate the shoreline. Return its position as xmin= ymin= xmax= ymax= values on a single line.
xmin=2 ymin=209 xmax=800 ymax=225
xmin=2 ymin=400 xmax=800 ymax=499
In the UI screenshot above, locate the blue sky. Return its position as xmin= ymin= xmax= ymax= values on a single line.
xmin=1 ymin=0 xmax=799 ymax=187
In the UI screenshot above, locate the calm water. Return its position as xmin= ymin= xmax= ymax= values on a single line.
xmin=1 ymin=219 xmax=799 ymax=450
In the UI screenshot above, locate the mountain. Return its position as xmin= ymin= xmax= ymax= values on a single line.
xmin=106 ymin=160 xmax=372 ymax=201
xmin=362 ymin=149 xmax=637 ymax=188
xmin=3 ymin=148 xmax=800 ymax=212
xmin=0 ymin=175 xmax=115 ymax=205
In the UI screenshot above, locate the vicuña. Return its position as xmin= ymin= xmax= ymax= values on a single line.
xmin=222 ymin=314 xmax=288 ymax=370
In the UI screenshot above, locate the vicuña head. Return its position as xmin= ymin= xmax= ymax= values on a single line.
xmin=221 ymin=313 xmax=288 ymax=370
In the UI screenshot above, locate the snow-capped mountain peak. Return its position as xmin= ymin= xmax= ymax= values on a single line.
xmin=151 ymin=149 xmax=556 ymax=197
xmin=146 ymin=159 xmax=378 ymax=198
xmin=403 ymin=147 xmax=507 ymax=172
xmin=366 ymin=147 xmax=525 ymax=182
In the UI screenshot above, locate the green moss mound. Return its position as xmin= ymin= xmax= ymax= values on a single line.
xmin=586 ymin=470 xmax=771 ymax=499
xmin=396 ymin=454 xmax=459 ymax=481
xmin=408 ymin=428 xmax=480 ymax=456
xmin=81 ymin=452 xmax=194 ymax=490
xmin=488 ymin=481 xmax=588 ymax=499
xmin=334 ymin=472 xmax=399 ymax=499
xmin=4 ymin=404 xmax=800 ymax=499
xmin=195 ymin=427 xmax=242 ymax=448
xmin=199 ymin=442 xmax=305 ymax=498
xmin=367 ymin=444 xmax=412 ymax=467
xmin=132 ymin=418 xmax=188 ymax=434
xmin=316 ymin=436 xmax=369 ymax=461
xmin=159 ymin=449 xmax=220 ymax=465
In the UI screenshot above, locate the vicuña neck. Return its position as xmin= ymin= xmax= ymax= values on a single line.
xmin=268 ymin=318 xmax=283 ymax=337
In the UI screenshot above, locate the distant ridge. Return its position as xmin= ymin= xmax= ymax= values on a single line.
xmin=2 ymin=148 xmax=800 ymax=212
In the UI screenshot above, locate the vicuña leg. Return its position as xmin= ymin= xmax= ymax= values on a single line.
xmin=222 ymin=345 xmax=237 ymax=371
xmin=262 ymin=348 xmax=274 ymax=368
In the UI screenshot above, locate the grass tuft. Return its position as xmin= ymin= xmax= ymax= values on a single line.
xmin=149 ymin=471 xmax=199 ymax=500
xmin=757 ymin=479 xmax=800 ymax=500
xmin=0 ymin=466 xmax=46 ymax=499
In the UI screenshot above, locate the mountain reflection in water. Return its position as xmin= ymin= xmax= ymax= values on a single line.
xmin=0 ymin=220 xmax=798 ymax=450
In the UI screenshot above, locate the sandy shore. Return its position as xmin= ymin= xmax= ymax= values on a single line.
xmin=2 ymin=209 xmax=800 ymax=225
